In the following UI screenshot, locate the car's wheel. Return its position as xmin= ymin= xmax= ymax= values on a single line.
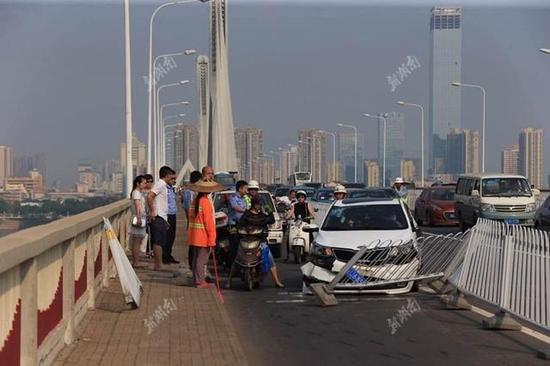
xmin=293 ymin=246 xmax=302 ymax=264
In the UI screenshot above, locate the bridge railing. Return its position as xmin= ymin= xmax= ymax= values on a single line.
xmin=0 ymin=199 xmax=131 ymax=366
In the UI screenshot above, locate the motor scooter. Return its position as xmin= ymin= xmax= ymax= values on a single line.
xmin=288 ymin=216 xmax=313 ymax=264
xmin=227 ymin=227 xmax=265 ymax=291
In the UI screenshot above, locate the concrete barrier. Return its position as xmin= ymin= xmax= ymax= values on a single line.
xmin=0 ymin=199 xmax=131 ymax=366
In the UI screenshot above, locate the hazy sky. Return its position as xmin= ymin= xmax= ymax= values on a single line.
xmin=0 ymin=0 xmax=549 ymax=186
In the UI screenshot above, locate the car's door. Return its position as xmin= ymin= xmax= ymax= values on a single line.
xmin=541 ymin=197 xmax=550 ymax=229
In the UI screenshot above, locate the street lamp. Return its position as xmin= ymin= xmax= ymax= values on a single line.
xmin=159 ymin=101 xmax=190 ymax=167
xmin=337 ymin=122 xmax=358 ymax=183
xmin=397 ymin=101 xmax=425 ymax=187
xmin=155 ymin=80 xmax=190 ymax=172
xmin=320 ymin=130 xmax=337 ymax=182
xmin=124 ymin=0 xmax=133 ymax=196
xmin=147 ymin=0 xmax=209 ymax=174
xmin=451 ymin=81 xmax=486 ymax=172
xmin=540 ymin=48 xmax=550 ymax=55
xmin=362 ymin=114 xmax=386 ymax=186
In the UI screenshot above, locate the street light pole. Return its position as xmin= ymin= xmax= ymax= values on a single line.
xmin=124 ymin=0 xmax=133 ymax=197
xmin=397 ymin=101 xmax=425 ymax=187
xmin=147 ymin=0 xmax=208 ymax=174
xmin=337 ymin=123 xmax=358 ymax=183
xmin=362 ymin=114 xmax=386 ymax=186
xmin=155 ymin=80 xmax=190 ymax=170
xmin=451 ymin=82 xmax=486 ymax=172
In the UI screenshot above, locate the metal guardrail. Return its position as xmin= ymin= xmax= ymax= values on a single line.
xmin=0 ymin=199 xmax=131 ymax=366
xmin=309 ymin=231 xmax=470 ymax=305
xmin=452 ymin=218 xmax=550 ymax=331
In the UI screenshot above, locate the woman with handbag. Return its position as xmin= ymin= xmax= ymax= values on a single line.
xmin=129 ymin=175 xmax=147 ymax=267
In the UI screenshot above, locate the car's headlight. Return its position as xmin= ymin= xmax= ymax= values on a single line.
xmin=432 ymin=205 xmax=444 ymax=213
xmin=526 ymin=203 xmax=536 ymax=213
xmin=481 ymin=203 xmax=496 ymax=213
xmin=389 ymin=241 xmax=415 ymax=257
xmin=311 ymin=242 xmax=334 ymax=257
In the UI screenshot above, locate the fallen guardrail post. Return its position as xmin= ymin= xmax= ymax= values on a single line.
xmin=440 ymin=289 xmax=472 ymax=310
xmin=482 ymin=309 xmax=521 ymax=331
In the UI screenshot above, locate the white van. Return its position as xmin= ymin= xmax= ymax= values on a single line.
xmin=455 ymin=174 xmax=537 ymax=229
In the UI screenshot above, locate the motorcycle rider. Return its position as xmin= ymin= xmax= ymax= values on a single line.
xmin=289 ymin=190 xmax=316 ymax=223
xmin=235 ymin=196 xmax=285 ymax=288
xmin=333 ymin=184 xmax=348 ymax=201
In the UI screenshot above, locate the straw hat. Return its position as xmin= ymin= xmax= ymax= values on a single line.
xmin=188 ymin=179 xmax=225 ymax=193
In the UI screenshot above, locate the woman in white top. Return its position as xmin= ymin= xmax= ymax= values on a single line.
xmin=129 ymin=175 xmax=147 ymax=267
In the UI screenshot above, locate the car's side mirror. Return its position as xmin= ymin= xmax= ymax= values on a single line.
xmin=302 ymin=224 xmax=319 ymax=233
xmin=532 ymin=188 xmax=541 ymax=196
xmin=471 ymin=189 xmax=480 ymax=197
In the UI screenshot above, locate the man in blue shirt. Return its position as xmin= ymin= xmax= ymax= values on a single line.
xmin=227 ymin=180 xmax=248 ymax=266
xmin=164 ymin=169 xmax=179 ymax=264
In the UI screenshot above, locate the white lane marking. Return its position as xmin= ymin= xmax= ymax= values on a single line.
xmin=266 ymin=299 xmax=306 ymax=304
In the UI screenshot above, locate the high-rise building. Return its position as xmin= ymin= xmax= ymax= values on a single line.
xmin=446 ymin=128 xmax=480 ymax=176
xmin=259 ymin=158 xmax=275 ymax=184
xmin=234 ymin=128 xmax=263 ymax=181
xmin=102 ymin=159 xmax=121 ymax=183
xmin=0 ymin=146 xmax=14 ymax=189
xmin=327 ymin=161 xmax=343 ymax=183
xmin=5 ymin=170 xmax=45 ymax=199
xmin=519 ymin=128 xmax=543 ymax=188
xmin=14 ymin=153 xmax=47 ymax=183
xmin=120 ymin=134 xmax=147 ymax=176
xmin=173 ymin=124 xmax=199 ymax=172
xmin=298 ymin=129 xmax=327 ymax=182
xmin=337 ymin=132 xmax=366 ymax=182
xmin=378 ymin=112 xmax=405 ymax=185
xmin=78 ymin=164 xmax=98 ymax=191
xmin=429 ymin=7 xmax=462 ymax=173
xmin=111 ymin=173 xmax=124 ymax=194
xmin=501 ymin=144 xmax=519 ymax=175
xmin=280 ymin=146 xmax=298 ymax=184
xmin=364 ymin=160 xmax=380 ymax=187
xmin=400 ymin=160 xmax=417 ymax=183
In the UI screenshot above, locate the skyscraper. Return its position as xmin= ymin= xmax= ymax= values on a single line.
xmin=174 ymin=124 xmax=199 ymax=172
xmin=280 ymin=146 xmax=298 ymax=184
xmin=501 ymin=144 xmax=519 ymax=175
xmin=121 ymin=134 xmax=147 ymax=176
xmin=378 ymin=112 xmax=405 ymax=185
xmin=446 ymin=128 xmax=480 ymax=176
xmin=298 ymin=129 xmax=327 ymax=182
xmin=337 ymin=132 xmax=366 ymax=182
xmin=327 ymin=161 xmax=343 ymax=183
xmin=364 ymin=160 xmax=380 ymax=188
xmin=400 ymin=160 xmax=417 ymax=183
xmin=0 ymin=146 xmax=14 ymax=189
xmin=234 ymin=128 xmax=263 ymax=181
xmin=429 ymin=7 xmax=462 ymax=173
xmin=519 ymin=128 xmax=543 ymax=188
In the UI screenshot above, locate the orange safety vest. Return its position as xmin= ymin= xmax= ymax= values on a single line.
xmin=187 ymin=196 xmax=217 ymax=247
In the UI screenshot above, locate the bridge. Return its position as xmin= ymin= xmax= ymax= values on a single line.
xmin=2 ymin=200 xmax=550 ymax=365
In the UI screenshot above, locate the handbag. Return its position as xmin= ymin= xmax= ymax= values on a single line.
xmin=132 ymin=216 xmax=146 ymax=228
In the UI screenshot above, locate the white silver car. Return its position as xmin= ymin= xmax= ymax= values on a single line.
xmin=301 ymin=198 xmax=420 ymax=294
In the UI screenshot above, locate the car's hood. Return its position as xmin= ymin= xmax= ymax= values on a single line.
xmin=431 ymin=200 xmax=455 ymax=210
xmin=315 ymin=229 xmax=414 ymax=250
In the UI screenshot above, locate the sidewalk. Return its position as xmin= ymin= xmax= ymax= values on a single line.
xmin=53 ymin=212 xmax=248 ymax=366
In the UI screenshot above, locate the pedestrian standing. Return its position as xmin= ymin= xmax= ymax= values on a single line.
xmin=164 ymin=169 xmax=180 ymax=264
xmin=147 ymin=166 xmax=174 ymax=271
xmin=142 ymin=174 xmax=155 ymax=256
xmin=187 ymin=180 xmax=224 ymax=288
xmin=202 ymin=165 xmax=215 ymax=181
xmin=129 ymin=175 xmax=147 ymax=267
xmin=183 ymin=171 xmax=203 ymax=268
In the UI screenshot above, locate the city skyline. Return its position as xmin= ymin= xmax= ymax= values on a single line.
xmin=0 ymin=3 xmax=549 ymax=186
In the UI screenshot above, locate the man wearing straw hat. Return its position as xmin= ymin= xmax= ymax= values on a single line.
xmin=187 ymin=179 xmax=225 ymax=288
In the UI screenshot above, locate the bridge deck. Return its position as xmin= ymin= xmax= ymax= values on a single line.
xmin=53 ymin=212 xmax=247 ymax=366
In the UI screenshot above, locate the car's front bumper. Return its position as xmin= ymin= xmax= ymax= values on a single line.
xmin=480 ymin=211 xmax=536 ymax=226
xmin=301 ymin=258 xmax=419 ymax=295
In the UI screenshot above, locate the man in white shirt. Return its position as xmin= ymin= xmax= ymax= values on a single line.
xmin=147 ymin=166 xmax=175 ymax=270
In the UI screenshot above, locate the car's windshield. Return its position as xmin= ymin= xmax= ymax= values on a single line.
xmin=431 ymin=189 xmax=455 ymax=201
xmin=322 ymin=204 xmax=409 ymax=231
xmin=214 ymin=174 xmax=235 ymax=187
xmin=214 ymin=192 xmax=274 ymax=213
xmin=274 ymin=187 xmax=290 ymax=197
xmin=481 ymin=178 xmax=532 ymax=197
xmin=348 ymin=189 xmax=397 ymax=199
xmin=316 ymin=189 xmax=334 ymax=201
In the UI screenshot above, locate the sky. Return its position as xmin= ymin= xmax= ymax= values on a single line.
xmin=0 ymin=0 xmax=549 ymax=186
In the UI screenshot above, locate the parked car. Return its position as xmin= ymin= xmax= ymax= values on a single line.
xmin=311 ymin=188 xmax=334 ymax=202
xmin=212 ymin=190 xmax=284 ymax=256
xmin=535 ymin=196 xmax=550 ymax=230
xmin=414 ymin=186 xmax=458 ymax=226
xmin=274 ymin=186 xmax=292 ymax=198
xmin=301 ymin=197 xmax=420 ymax=295
xmin=455 ymin=174 xmax=537 ymax=230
